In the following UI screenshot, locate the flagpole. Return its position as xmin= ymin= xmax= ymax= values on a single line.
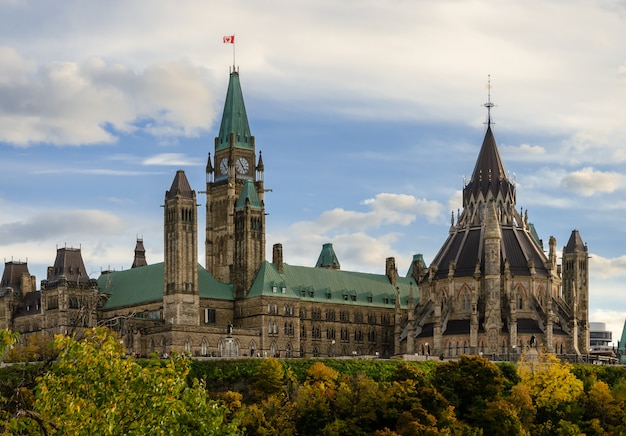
xmin=233 ymin=36 xmax=236 ymax=69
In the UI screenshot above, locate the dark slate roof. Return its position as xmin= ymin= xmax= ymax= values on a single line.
xmin=166 ymin=170 xmax=194 ymax=200
xmin=463 ymin=125 xmax=515 ymax=204
xmin=315 ymin=243 xmax=340 ymax=269
xmin=98 ymin=262 xmax=233 ymax=310
xmin=13 ymin=291 xmax=40 ymax=317
xmin=416 ymin=323 xmax=434 ymax=338
xmin=215 ymin=70 xmax=253 ymax=152
xmin=565 ymin=230 xmax=586 ymax=253
xmin=235 ymin=179 xmax=262 ymax=210
xmin=47 ymin=247 xmax=90 ymax=283
xmin=443 ymin=319 xmax=470 ymax=335
xmin=427 ymin=225 xmax=550 ymax=281
xmin=247 ymin=261 xmax=415 ymax=309
xmin=517 ymin=318 xmax=544 ymax=334
xmin=1 ymin=261 xmax=30 ymax=293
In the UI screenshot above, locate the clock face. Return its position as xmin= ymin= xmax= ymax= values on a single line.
xmin=219 ymin=158 xmax=228 ymax=175
xmin=235 ymin=157 xmax=249 ymax=174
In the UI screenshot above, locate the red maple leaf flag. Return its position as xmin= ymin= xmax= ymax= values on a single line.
xmin=223 ymin=35 xmax=235 ymax=44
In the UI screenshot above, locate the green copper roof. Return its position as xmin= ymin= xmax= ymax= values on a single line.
xmin=216 ymin=71 xmax=253 ymax=152
xmin=315 ymin=243 xmax=340 ymax=269
xmin=235 ymin=180 xmax=262 ymax=210
xmin=97 ymin=263 xmax=233 ymax=310
xmin=248 ymin=261 xmax=416 ymax=308
xmin=406 ymin=253 xmax=426 ymax=277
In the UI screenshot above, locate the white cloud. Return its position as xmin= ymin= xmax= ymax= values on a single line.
xmin=268 ymin=193 xmax=444 ymax=273
xmin=309 ymin=194 xmax=443 ymax=234
xmin=501 ymin=143 xmax=546 ymax=162
xmin=142 ymin=153 xmax=202 ymax=167
xmin=589 ymin=253 xmax=626 ymax=280
xmin=560 ymin=167 xmax=623 ymax=196
xmin=0 ymin=51 xmax=215 ymax=146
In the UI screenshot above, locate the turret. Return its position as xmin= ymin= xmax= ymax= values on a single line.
xmin=163 ymin=170 xmax=199 ymax=325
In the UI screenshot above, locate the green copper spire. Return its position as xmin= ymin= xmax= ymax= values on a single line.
xmin=215 ymin=70 xmax=253 ymax=152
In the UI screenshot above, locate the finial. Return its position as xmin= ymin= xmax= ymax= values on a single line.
xmin=483 ymin=74 xmax=495 ymax=126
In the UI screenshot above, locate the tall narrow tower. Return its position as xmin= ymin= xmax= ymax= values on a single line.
xmin=163 ymin=170 xmax=199 ymax=325
xmin=233 ymin=179 xmax=265 ymax=298
xmin=205 ymin=68 xmax=265 ymax=285
xmin=562 ymin=230 xmax=589 ymax=354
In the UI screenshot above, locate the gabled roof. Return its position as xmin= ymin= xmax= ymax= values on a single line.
xmin=98 ymin=262 xmax=232 ymax=310
xmin=235 ymin=179 xmax=262 ymax=210
xmin=166 ymin=170 xmax=194 ymax=200
xmin=565 ymin=230 xmax=586 ymax=253
xmin=315 ymin=243 xmax=340 ymax=269
xmin=216 ymin=70 xmax=253 ymax=152
xmin=248 ymin=261 xmax=416 ymax=308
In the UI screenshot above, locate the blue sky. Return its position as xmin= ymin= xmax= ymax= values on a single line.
xmin=1 ymin=0 xmax=626 ymax=343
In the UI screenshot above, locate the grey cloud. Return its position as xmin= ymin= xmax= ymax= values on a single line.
xmin=0 ymin=210 xmax=125 ymax=244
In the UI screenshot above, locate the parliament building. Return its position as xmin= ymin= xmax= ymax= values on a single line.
xmin=0 ymin=68 xmax=589 ymax=360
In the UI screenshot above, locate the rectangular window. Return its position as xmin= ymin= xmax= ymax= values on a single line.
xmin=204 ymin=308 xmax=216 ymax=324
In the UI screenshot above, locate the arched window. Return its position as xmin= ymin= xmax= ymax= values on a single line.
xmin=456 ymin=342 xmax=460 ymax=355
xmin=201 ymin=338 xmax=208 ymax=356
xmin=448 ymin=342 xmax=453 ymax=356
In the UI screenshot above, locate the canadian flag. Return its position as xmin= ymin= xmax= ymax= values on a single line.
xmin=223 ymin=35 xmax=235 ymax=44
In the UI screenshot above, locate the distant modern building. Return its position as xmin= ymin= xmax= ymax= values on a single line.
xmin=589 ymin=322 xmax=613 ymax=356
xmin=0 ymin=68 xmax=590 ymax=361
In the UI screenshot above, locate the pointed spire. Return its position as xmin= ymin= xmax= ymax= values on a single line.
xmin=131 ymin=238 xmax=147 ymax=268
xmin=216 ymin=70 xmax=253 ymax=152
xmin=462 ymin=75 xmax=515 ymax=205
xmin=257 ymin=150 xmax=264 ymax=172
xmin=166 ymin=170 xmax=194 ymax=200
xmin=464 ymin=126 xmax=512 ymax=201
xmin=484 ymin=74 xmax=495 ymax=127
xmin=565 ymin=230 xmax=586 ymax=253
xmin=205 ymin=152 xmax=213 ymax=174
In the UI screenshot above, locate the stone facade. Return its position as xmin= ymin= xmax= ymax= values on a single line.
xmin=402 ymin=122 xmax=589 ymax=359
xmin=1 ymin=68 xmax=413 ymax=359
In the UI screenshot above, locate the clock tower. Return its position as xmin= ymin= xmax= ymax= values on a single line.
xmin=205 ymin=68 xmax=265 ymax=286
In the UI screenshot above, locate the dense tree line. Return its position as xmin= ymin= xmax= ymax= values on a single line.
xmin=3 ymin=328 xmax=626 ymax=435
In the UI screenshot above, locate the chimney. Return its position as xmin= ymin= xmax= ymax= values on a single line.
xmin=386 ymin=257 xmax=397 ymax=287
xmin=272 ymin=243 xmax=284 ymax=274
